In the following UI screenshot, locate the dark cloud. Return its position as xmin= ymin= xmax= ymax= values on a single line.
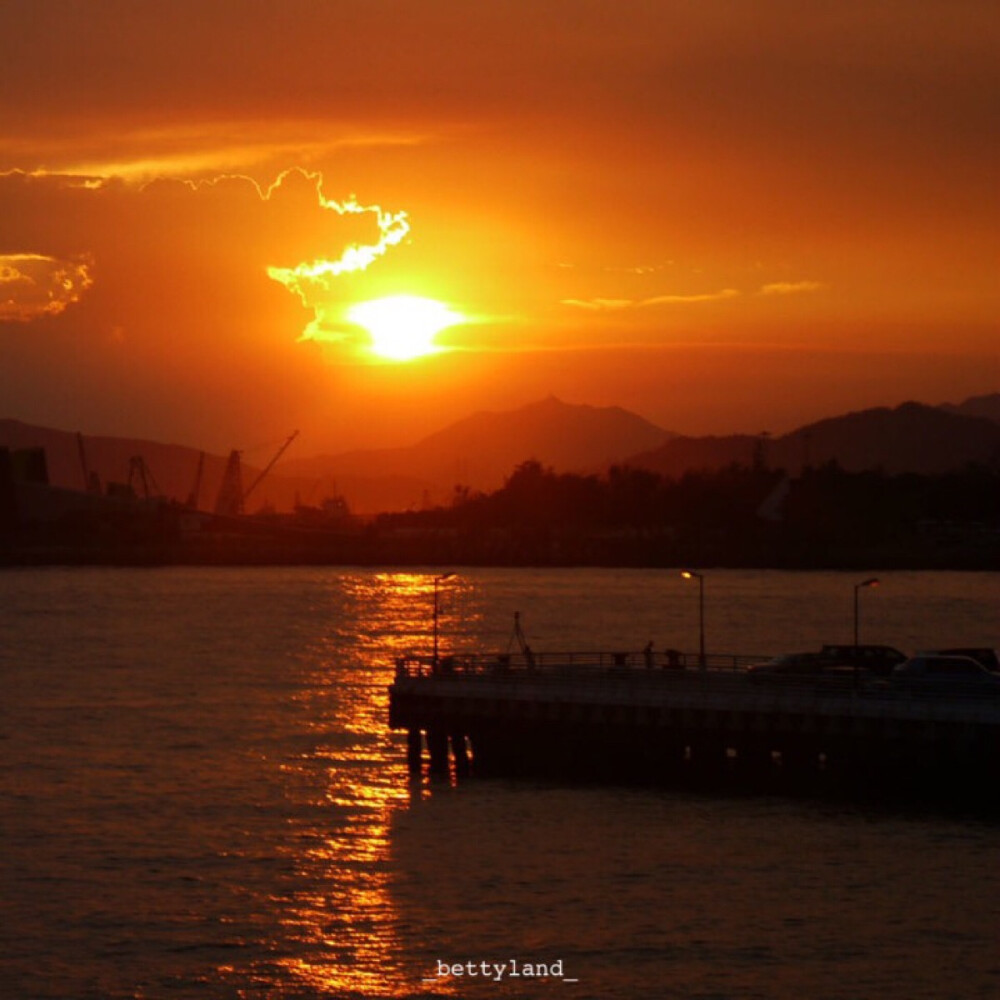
xmin=0 ymin=168 xmax=406 ymax=341
xmin=1 ymin=1 xmax=995 ymax=170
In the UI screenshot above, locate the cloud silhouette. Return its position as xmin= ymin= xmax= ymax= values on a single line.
xmin=0 ymin=252 xmax=93 ymax=321
xmin=0 ymin=168 xmax=407 ymax=348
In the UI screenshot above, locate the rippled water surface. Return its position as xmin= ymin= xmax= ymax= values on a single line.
xmin=1 ymin=567 xmax=998 ymax=999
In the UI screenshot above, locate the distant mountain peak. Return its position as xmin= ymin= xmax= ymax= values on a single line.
xmin=940 ymin=392 xmax=1000 ymax=424
xmin=623 ymin=397 xmax=1000 ymax=478
xmin=276 ymin=397 xmax=673 ymax=510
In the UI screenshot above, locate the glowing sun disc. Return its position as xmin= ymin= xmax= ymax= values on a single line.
xmin=348 ymin=295 xmax=463 ymax=360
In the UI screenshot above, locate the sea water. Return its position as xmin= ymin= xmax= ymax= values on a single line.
xmin=1 ymin=567 xmax=998 ymax=999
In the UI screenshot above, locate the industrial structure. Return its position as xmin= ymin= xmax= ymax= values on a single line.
xmin=213 ymin=431 xmax=298 ymax=516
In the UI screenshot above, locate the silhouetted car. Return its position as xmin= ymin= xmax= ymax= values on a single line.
xmin=891 ymin=655 xmax=1000 ymax=697
xmin=818 ymin=644 xmax=907 ymax=676
xmin=747 ymin=652 xmax=822 ymax=680
xmin=747 ymin=653 xmax=868 ymax=689
xmin=919 ymin=648 xmax=999 ymax=671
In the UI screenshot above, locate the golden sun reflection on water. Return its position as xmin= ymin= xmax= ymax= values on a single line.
xmin=253 ymin=572 xmax=471 ymax=997
xmin=271 ymin=750 xmax=415 ymax=995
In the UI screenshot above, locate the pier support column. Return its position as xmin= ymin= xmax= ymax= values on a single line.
xmin=406 ymin=729 xmax=423 ymax=776
xmin=450 ymin=732 xmax=470 ymax=778
xmin=688 ymin=738 xmax=727 ymax=775
xmin=780 ymin=743 xmax=819 ymax=781
xmin=651 ymin=737 xmax=687 ymax=778
xmin=427 ymin=729 xmax=450 ymax=777
xmin=735 ymin=741 xmax=773 ymax=777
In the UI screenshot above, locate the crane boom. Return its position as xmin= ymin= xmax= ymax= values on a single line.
xmin=187 ymin=451 xmax=205 ymax=509
xmin=243 ymin=430 xmax=299 ymax=507
xmin=127 ymin=455 xmax=161 ymax=499
xmin=76 ymin=432 xmax=89 ymax=490
xmin=76 ymin=432 xmax=101 ymax=494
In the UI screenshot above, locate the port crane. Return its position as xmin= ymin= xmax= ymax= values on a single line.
xmin=76 ymin=432 xmax=102 ymax=494
xmin=213 ymin=431 xmax=298 ymax=517
xmin=186 ymin=452 xmax=205 ymax=509
xmin=127 ymin=455 xmax=162 ymax=499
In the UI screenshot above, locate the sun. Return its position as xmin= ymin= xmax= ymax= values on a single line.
xmin=347 ymin=295 xmax=463 ymax=361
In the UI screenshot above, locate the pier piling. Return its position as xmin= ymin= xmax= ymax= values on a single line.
xmin=426 ymin=729 xmax=450 ymax=777
xmin=406 ymin=729 xmax=422 ymax=776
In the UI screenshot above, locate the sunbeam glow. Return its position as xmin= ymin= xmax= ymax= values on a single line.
xmin=347 ymin=295 xmax=464 ymax=361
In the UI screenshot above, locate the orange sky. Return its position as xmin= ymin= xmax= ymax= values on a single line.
xmin=1 ymin=1 xmax=996 ymax=454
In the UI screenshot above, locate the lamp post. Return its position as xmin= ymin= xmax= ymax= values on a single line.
xmin=853 ymin=577 xmax=879 ymax=646
xmin=681 ymin=570 xmax=705 ymax=667
xmin=432 ymin=572 xmax=455 ymax=665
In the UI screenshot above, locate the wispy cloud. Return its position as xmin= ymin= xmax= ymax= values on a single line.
xmin=2 ymin=124 xmax=431 ymax=185
xmin=560 ymin=297 xmax=635 ymax=311
xmin=561 ymin=289 xmax=739 ymax=311
xmin=757 ymin=280 xmax=826 ymax=296
xmin=602 ymin=262 xmax=675 ymax=275
xmin=561 ymin=281 xmax=824 ymax=313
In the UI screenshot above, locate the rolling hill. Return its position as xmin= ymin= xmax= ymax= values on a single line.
xmin=622 ymin=401 xmax=1000 ymax=477
xmin=940 ymin=392 xmax=1000 ymax=424
xmin=276 ymin=396 xmax=674 ymax=509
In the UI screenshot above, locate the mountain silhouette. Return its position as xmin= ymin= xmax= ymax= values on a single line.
xmin=277 ymin=396 xmax=673 ymax=509
xmin=940 ymin=392 xmax=1000 ymax=424
xmin=3 ymin=394 xmax=998 ymax=515
xmin=622 ymin=401 xmax=1000 ymax=477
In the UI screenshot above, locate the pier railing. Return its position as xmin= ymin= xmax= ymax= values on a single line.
xmin=395 ymin=649 xmax=765 ymax=679
xmin=392 ymin=651 xmax=1000 ymax=717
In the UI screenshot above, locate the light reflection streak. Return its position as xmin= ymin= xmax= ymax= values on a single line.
xmin=238 ymin=572 xmax=473 ymax=997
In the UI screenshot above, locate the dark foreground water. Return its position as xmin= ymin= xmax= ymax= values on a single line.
xmin=1 ymin=567 xmax=998 ymax=999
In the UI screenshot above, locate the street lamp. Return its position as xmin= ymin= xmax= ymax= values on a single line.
xmin=432 ymin=572 xmax=455 ymax=665
xmin=681 ymin=570 xmax=705 ymax=667
xmin=853 ymin=577 xmax=879 ymax=646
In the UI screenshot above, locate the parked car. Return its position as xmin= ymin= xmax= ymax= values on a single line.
xmin=818 ymin=644 xmax=908 ymax=676
xmin=747 ymin=652 xmax=824 ymax=682
xmin=917 ymin=648 xmax=999 ymax=672
xmin=747 ymin=652 xmax=872 ymax=689
xmin=891 ymin=655 xmax=1000 ymax=697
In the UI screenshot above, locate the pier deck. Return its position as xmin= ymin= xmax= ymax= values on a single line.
xmin=389 ymin=651 xmax=1000 ymax=791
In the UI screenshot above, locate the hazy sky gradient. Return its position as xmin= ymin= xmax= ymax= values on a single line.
xmin=1 ymin=1 xmax=996 ymax=452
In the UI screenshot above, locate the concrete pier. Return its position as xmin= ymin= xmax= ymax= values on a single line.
xmin=389 ymin=650 xmax=1000 ymax=798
